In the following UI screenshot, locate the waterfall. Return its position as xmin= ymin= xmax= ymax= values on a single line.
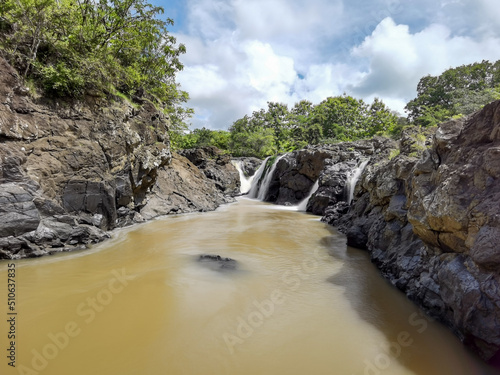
xmin=346 ymin=159 xmax=370 ymax=204
xmin=232 ymin=160 xmax=254 ymax=194
xmin=297 ymin=180 xmax=319 ymax=211
xmin=257 ymin=155 xmax=284 ymax=201
xmin=247 ymin=157 xmax=270 ymax=198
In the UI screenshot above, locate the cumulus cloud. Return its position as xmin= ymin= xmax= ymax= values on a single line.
xmin=349 ymin=17 xmax=500 ymax=111
xmin=170 ymin=0 xmax=500 ymax=129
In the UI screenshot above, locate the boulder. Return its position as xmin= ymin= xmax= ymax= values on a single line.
xmin=179 ymin=146 xmax=240 ymax=195
xmin=197 ymin=254 xmax=238 ymax=271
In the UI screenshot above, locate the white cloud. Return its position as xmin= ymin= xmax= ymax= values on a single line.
xmin=171 ymin=0 xmax=500 ymax=129
xmin=233 ymin=0 xmax=344 ymax=40
xmin=476 ymin=0 xmax=500 ymax=35
xmin=180 ymin=65 xmax=228 ymax=98
xmin=238 ymin=41 xmax=297 ymax=99
xmin=350 ymin=17 xmax=500 ymax=106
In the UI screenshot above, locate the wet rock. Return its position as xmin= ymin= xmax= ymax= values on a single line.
xmin=179 ymin=147 xmax=240 ymax=195
xmin=198 ymin=254 xmax=238 ymax=271
xmin=0 ymin=183 xmax=40 ymax=237
xmin=258 ymin=138 xmax=396 ymax=209
xmin=140 ymin=153 xmax=234 ymax=220
xmin=233 ymin=157 xmax=262 ymax=177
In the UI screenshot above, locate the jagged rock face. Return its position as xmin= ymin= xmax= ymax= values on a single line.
xmin=178 ymin=146 xmax=240 ymax=195
xmin=334 ymin=102 xmax=500 ymax=361
xmin=140 ymin=153 xmax=234 ymax=220
xmin=233 ymin=156 xmax=262 ymax=177
xmin=0 ymin=58 xmax=236 ymax=259
xmin=261 ymin=138 xmax=397 ymax=209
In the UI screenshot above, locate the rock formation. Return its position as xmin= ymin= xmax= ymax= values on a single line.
xmin=232 ymin=156 xmax=262 ymax=177
xmin=256 ymin=101 xmax=500 ymax=361
xmin=178 ymin=146 xmax=240 ymax=195
xmin=335 ymin=102 xmax=500 ymax=361
xmin=0 ymin=57 xmax=238 ymax=259
xmin=258 ymin=138 xmax=397 ymax=208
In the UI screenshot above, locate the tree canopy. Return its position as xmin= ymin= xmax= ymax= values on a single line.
xmin=405 ymin=60 xmax=500 ymax=126
xmin=175 ymin=95 xmax=401 ymax=158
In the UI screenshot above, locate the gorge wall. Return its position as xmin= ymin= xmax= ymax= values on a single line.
xmin=257 ymin=101 xmax=500 ymax=362
xmin=0 ymin=57 xmax=239 ymax=259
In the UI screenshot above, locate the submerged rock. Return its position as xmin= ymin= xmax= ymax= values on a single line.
xmin=197 ymin=254 xmax=238 ymax=271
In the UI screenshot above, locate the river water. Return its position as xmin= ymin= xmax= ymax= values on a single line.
xmin=0 ymin=198 xmax=496 ymax=375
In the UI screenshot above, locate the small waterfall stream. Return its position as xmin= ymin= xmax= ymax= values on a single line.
xmin=297 ymin=180 xmax=319 ymax=211
xmin=257 ymin=155 xmax=284 ymax=201
xmin=232 ymin=160 xmax=254 ymax=194
xmin=346 ymin=159 xmax=370 ymax=204
xmin=247 ymin=156 xmax=270 ymax=198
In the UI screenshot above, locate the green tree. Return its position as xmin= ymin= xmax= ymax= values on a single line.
xmin=290 ymin=100 xmax=320 ymax=144
xmin=0 ymin=0 xmax=189 ymax=116
xmin=264 ymin=102 xmax=290 ymax=153
xmin=405 ymin=60 xmax=500 ymax=126
xmin=365 ymin=98 xmax=398 ymax=137
xmin=312 ymin=95 xmax=369 ymax=141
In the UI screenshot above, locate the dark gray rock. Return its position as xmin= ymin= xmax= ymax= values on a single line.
xmin=256 ymin=138 xmax=396 ymax=211
xmin=0 ymin=183 xmax=40 ymax=237
xmin=332 ymin=102 xmax=500 ymax=361
xmin=179 ymin=146 xmax=240 ymax=195
xmin=62 ymin=180 xmax=117 ymax=229
xmin=198 ymin=254 xmax=238 ymax=271
xmin=233 ymin=157 xmax=262 ymax=177
xmin=140 ymin=153 xmax=235 ymax=220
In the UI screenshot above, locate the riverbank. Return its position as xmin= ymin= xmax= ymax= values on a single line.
xmin=0 ymin=57 xmax=240 ymax=259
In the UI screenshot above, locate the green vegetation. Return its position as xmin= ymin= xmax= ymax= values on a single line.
xmin=405 ymin=60 xmax=500 ymax=126
xmin=171 ymin=127 xmax=231 ymax=151
xmin=175 ymin=95 xmax=401 ymax=158
xmin=388 ymin=149 xmax=400 ymax=160
xmin=0 ymin=0 xmax=192 ymax=129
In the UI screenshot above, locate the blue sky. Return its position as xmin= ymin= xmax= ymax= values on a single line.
xmin=154 ymin=0 xmax=500 ymax=130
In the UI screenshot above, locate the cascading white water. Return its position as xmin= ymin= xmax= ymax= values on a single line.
xmin=257 ymin=155 xmax=284 ymax=201
xmin=296 ymin=180 xmax=319 ymax=211
xmin=247 ymin=156 xmax=270 ymax=198
xmin=232 ymin=160 xmax=254 ymax=194
xmin=346 ymin=159 xmax=370 ymax=204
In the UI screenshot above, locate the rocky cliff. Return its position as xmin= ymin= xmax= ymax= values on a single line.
xmin=336 ymin=102 xmax=500 ymax=362
xmin=0 ymin=57 xmax=239 ymax=259
xmin=257 ymin=137 xmax=397 ymax=207
xmin=260 ymin=101 xmax=500 ymax=361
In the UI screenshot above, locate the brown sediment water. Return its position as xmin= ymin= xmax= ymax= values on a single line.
xmin=0 ymin=198 xmax=497 ymax=375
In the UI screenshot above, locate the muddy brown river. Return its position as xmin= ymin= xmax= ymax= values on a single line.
xmin=0 ymin=198 xmax=497 ymax=374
